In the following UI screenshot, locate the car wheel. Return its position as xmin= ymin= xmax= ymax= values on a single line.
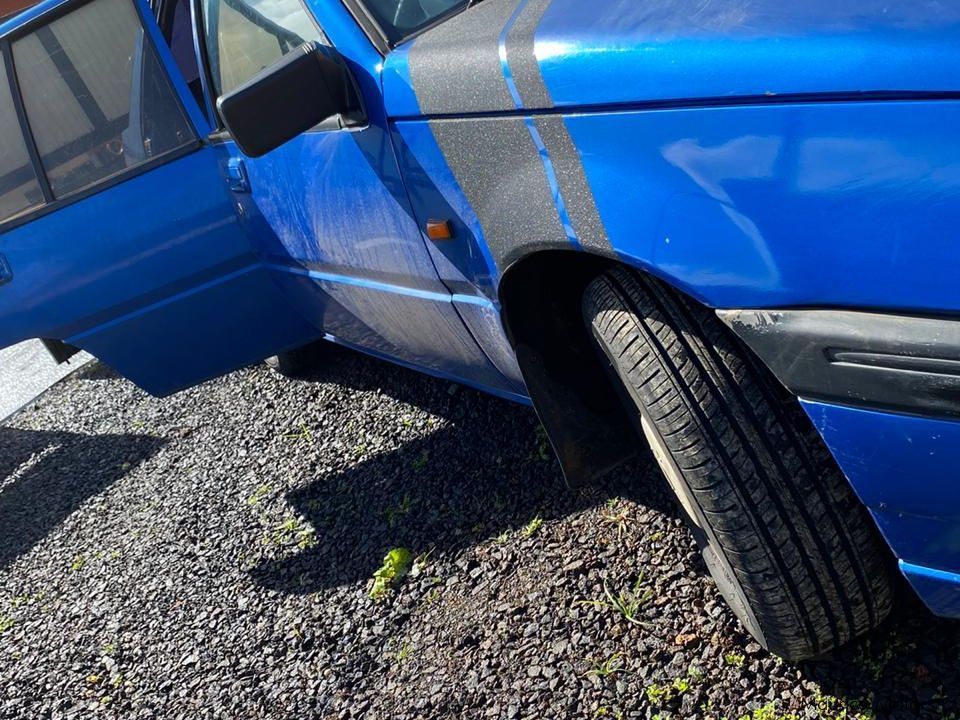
xmin=582 ymin=266 xmax=895 ymax=660
xmin=265 ymin=341 xmax=326 ymax=378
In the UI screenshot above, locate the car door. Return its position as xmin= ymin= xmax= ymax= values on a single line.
xmin=0 ymin=0 xmax=324 ymax=396
xmin=188 ymin=0 xmax=520 ymax=397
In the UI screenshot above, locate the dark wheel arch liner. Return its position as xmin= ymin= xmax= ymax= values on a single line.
xmin=498 ymin=249 xmax=640 ymax=487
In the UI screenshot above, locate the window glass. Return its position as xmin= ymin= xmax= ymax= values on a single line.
xmin=202 ymin=0 xmax=326 ymax=97
xmin=164 ymin=0 xmax=206 ymax=110
xmin=360 ymin=0 xmax=464 ymax=45
xmin=12 ymin=0 xmax=195 ymax=199
xmin=0 ymin=54 xmax=44 ymax=221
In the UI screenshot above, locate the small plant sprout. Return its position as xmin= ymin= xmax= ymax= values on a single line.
xmin=601 ymin=499 xmax=630 ymax=538
xmin=724 ymin=652 xmax=746 ymax=668
xmin=268 ymin=516 xmax=317 ymax=550
xmin=411 ymin=450 xmax=429 ymax=471
xmin=410 ymin=547 xmax=434 ymax=578
xmin=246 ymin=483 xmax=275 ymax=506
xmin=532 ymin=425 xmax=552 ymax=462
xmin=70 ymin=555 xmax=86 ymax=572
xmin=384 ymin=494 xmax=415 ymax=527
xmin=370 ymin=548 xmax=414 ymax=601
xmin=393 ymin=641 xmax=412 ymax=665
xmin=0 ymin=615 xmax=14 ymax=635
xmin=578 ymin=575 xmax=654 ymax=626
xmin=587 ymin=653 xmax=626 ymax=678
xmin=645 ymin=676 xmax=692 ymax=708
xmin=521 ymin=516 xmax=544 ymax=538
xmin=736 ymin=702 xmax=800 ymax=720
xmin=284 ymin=423 xmax=314 ymax=443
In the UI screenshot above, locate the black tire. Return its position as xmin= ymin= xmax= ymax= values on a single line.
xmin=265 ymin=341 xmax=327 ymax=378
xmin=582 ymin=267 xmax=894 ymax=660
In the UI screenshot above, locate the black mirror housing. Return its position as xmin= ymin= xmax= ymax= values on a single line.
xmin=217 ymin=42 xmax=360 ymax=158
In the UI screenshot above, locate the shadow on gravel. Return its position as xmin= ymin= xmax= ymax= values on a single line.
xmin=798 ymin=596 xmax=960 ymax=718
xmin=252 ymin=346 xmax=960 ymax=717
xmin=0 ymin=427 xmax=165 ymax=569
xmin=251 ymin=346 xmax=682 ymax=594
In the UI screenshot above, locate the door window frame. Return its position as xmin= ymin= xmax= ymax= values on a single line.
xmin=186 ymin=0 xmax=338 ymax=140
xmin=0 ymin=0 xmax=207 ymax=234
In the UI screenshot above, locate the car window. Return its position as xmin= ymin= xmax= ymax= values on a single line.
xmin=12 ymin=0 xmax=195 ymax=199
xmin=0 ymin=54 xmax=43 ymax=221
xmin=163 ymin=0 xmax=206 ymax=110
xmin=201 ymin=0 xmax=327 ymax=98
xmin=359 ymin=0 xmax=464 ymax=45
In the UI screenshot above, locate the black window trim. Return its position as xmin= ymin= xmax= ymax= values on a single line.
xmin=0 ymin=0 xmax=205 ymax=235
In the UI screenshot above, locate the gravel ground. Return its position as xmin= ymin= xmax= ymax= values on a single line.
xmin=1 ymin=345 xmax=959 ymax=720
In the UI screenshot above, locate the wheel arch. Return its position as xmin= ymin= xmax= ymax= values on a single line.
xmin=497 ymin=248 xmax=641 ymax=487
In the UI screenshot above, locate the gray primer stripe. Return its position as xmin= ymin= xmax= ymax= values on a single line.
xmin=409 ymin=0 xmax=521 ymax=116
xmin=430 ymin=117 xmax=568 ymax=270
xmin=504 ymin=0 xmax=554 ymax=109
xmin=532 ymin=115 xmax=612 ymax=250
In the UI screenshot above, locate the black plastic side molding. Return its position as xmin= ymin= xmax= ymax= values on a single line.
xmin=717 ymin=308 xmax=960 ymax=419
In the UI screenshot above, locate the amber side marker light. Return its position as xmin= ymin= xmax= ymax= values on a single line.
xmin=426 ymin=219 xmax=454 ymax=241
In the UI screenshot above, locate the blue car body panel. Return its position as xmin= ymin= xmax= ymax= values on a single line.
xmin=803 ymin=401 xmax=960 ymax=618
xmin=382 ymin=0 xmax=960 ymax=117
xmin=3 ymin=0 xmax=960 ymax=616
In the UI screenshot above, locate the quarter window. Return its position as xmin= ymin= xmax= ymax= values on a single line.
xmin=201 ymin=0 xmax=326 ymax=98
xmin=0 ymin=54 xmax=43 ymax=221
xmin=12 ymin=0 xmax=195 ymax=199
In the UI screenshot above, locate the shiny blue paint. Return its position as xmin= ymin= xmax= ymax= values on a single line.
xmin=802 ymin=399 xmax=960 ymax=619
xmin=900 ymin=562 xmax=960 ymax=619
xmin=380 ymin=41 xmax=421 ymax=117
xmin=0 ymin=149 xmax=322 ymax=396
xmin=497 ymin=0 xmax=581 ymax=246
xmin=535 ymin=0 xmax=960 ymax=111
xmin=6 ymin=0 xmax=960 ymax=623
xmin=390 ymin=120 xmax=498 ymax=298
xmin=564 ymin=100 xmax=960 ymax=313
xmin=213 ymin=105 xmax=515 ymax=392
xmin=322 ymin=330 xmax=530 ymax=405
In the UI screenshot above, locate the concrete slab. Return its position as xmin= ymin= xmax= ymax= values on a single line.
xmin=0 ymin=341 xmax=91 ymax=421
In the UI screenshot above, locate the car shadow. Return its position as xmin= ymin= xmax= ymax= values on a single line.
xmin=254 ymin=343 xmax=960 ymax=717
xmin=250 ymin=416 xmax=678 ymax=594
xmin=0 ymin=426 xmax=165 ymax=570
xmin=798 ymin=596 xmax=960 ymax=717
xmin=251 ymin=342 xmax=680 ymax=593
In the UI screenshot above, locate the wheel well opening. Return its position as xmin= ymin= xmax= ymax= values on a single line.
xmin=498 ymin=250 xmax=640 ymax=487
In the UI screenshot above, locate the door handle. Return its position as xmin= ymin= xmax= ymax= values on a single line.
xmin=226 ymin=157 xmax=250 ymax=193
xmin=0 ymin=254 xmax=12 ymax=287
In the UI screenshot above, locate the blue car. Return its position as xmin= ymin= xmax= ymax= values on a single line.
xmin=1 ymin=0 xmax=958 ymax=660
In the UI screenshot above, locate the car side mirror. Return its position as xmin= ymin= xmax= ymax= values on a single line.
xmin=217 ymin=42 xmax=361 ymax=158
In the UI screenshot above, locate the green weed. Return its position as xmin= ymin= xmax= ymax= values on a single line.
xmin=411 ymin=450 xmax=429 ymax=471
xmin=579 ymin=576 xmax=653 ymax=626
xmin=370 ymin=548 xmax=413 ymax=601
xmin=587 ymin=653 xmax=625 ymax=678
xmin=385 ymin=495 xmax=414 ymax=527
xmin=247 ymin=484 xmax=275 ymax=506
xmin=521 ymin=516 xmax=544 ymax=538
xmin=267 ymin=517 xmax=317 ymax=550
xmin=724 ymin=652 xmax=746 ymax=668
xmin=284 ymin=423 xmax=314 ymax=443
